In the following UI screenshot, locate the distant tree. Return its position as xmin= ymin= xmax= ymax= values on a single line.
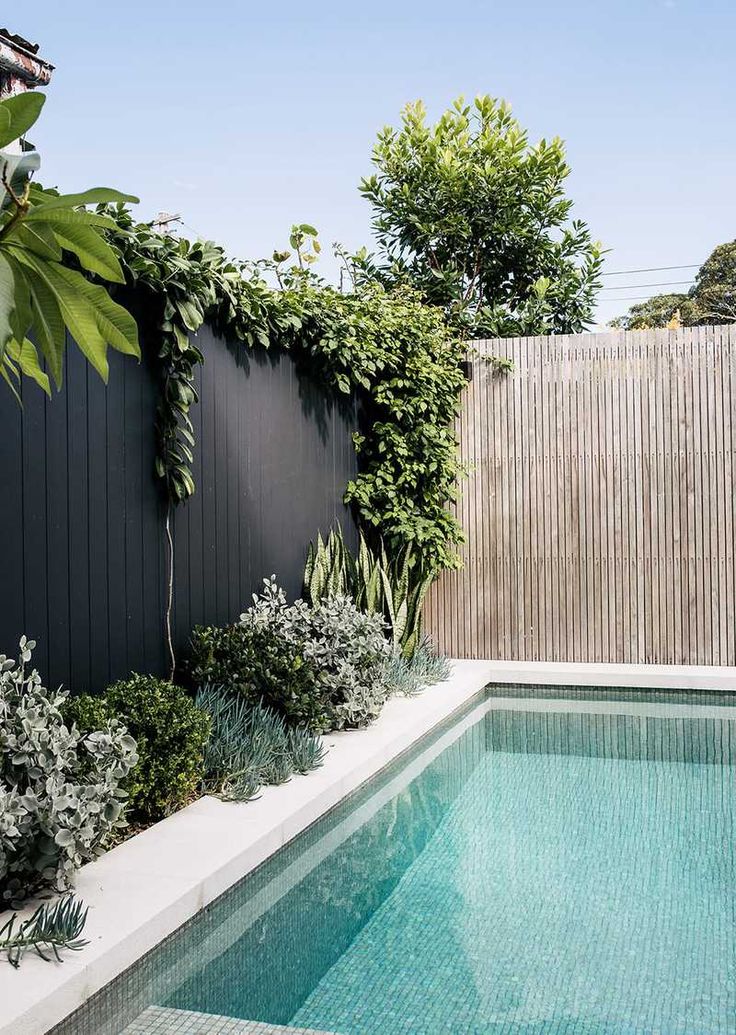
xmin=610 ymin=293 xmax=699 ymax=331
xmin=691 ymin=240 xmax=736 ymax=323
xmin=612 ymin=241 xmax=736 ymax=330
xmin=352 ymin=95 xmax=603 ymax=338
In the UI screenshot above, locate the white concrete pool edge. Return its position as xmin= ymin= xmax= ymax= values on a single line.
xmin=2 ymin=657 xmax=735 ymax=1035
xmin=479 ymin=658 xmax=736 ymax=690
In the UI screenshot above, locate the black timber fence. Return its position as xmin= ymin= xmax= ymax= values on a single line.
xmin=0 ymin=325 xmax=358 ymax=692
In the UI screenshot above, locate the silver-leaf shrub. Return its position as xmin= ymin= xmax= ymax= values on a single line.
xmin=240 ymin=578 xmax=392 ymax=731
xmin=0 ymin=638 xmax=138 ymax=907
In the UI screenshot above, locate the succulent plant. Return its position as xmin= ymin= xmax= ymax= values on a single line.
xmin=303 ymin=526 xmax=435 ymax=658
xmin=0 ymin=638 xmax=138 ymax=908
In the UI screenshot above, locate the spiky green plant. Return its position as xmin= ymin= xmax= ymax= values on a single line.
xmin=0 ymin=895 xmax=88 ymax=968
xmin=376 ymin=543 xmax=435 ymax=658
xmin=195 ymin=686 xmax=325 ymax=802
xmin=303 ymin=526 xmax=435 ymax=658
xmin=287 ymin=726 xmax=328 ymax=774
xmin=355 ymin=533 xmax=383 ymax=614
xmin=303 ymin=528 xmax=356 ymax=605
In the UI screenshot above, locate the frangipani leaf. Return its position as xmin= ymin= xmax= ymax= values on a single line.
xmin=5 ymin=338 xmax=50 ymax=395
xmin=12 ymin=248 xmax=110 ymax=380
xmin=0 ymin=92 xmax=45 ymax=149
xmin=19 ymin=263 xmax=66 ymax=387
xmin=52 ymin=221 xmax=125 ymax=282
xmin=25 ymin=205 xmax=120 ymax=230
xmin=0 ymin=252 xmax=17 ymax=353
xmin=47 ymin=261 xmax=140 ymax=360
xmin=8 ymin=257 xmax=32 ymax=344
xmin=29 ymin=188 xmax=139 ymax=211
xmin=0 ymin=93 xmax=139 ymax=400
xmin=16 ymin=220 xmax=61 ymax=261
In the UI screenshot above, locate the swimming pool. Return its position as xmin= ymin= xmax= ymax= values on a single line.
xmin=56 ymin=686 xmax=736 ymax=1035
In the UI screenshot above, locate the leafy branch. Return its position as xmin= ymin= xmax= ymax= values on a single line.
xmin=102 ymin=213 xmax=468 ymax=572
xmin=0 ymin=90 xmax=141 ymax=400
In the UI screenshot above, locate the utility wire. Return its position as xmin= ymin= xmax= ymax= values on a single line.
xmin=179 ymin=220 xmax=208 ymax=240
xmin=601 ymin=280 xmax=693 ymax=291
xmin=601 ymin=263 xmax=700 ymax=277
xmin=602 ymin=295 xmax=683 ymax=302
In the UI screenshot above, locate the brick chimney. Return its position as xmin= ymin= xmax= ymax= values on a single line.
xmin=0 ymin=28 xmax=54 ymax=100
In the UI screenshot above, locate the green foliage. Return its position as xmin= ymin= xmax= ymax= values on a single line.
xmin=279 ymin=222 xmax=321 ymax=272
xmin=1 ymin=638 xmax=137 ymax=907
xmin=610 ymin=293 xmax=698 ymax=331
xmin=690 ymin=240 xmax=736 ymax=324
xmin=0 ymin=894 xmax=88 ymax=968
xmin=195 ymin=686 xmax=324 ymax=802
xmin=613 ymin=240 xmax=736 ymax=329
xmin=304 ymin=526 xmax=433 ymax=657
xmin=190 ymin=578 xmax=392 ymax=733
xmin=333 ymin=285 xmax=467 ymax=570
xmin=65 ymin=676 xmax=210 ymax=824
xmin=381 ymin=636 xmax=451 ymax=697
xmin=101 ymin=207 xmax=283 ymax=502
xmin=0 ymin=92 xmax=140 ymax=399
xmin=303 ymin=527 xmax=357 ymax=602
xmin=187 ymin=622 xmax=322 ymax=731
xmin=240 ymin=577 xmax=393 ymax=731
xmin=355 ymin=95 xmax=603 ymax=338
xmin=102 ymin=209 xmax=466 ymax=570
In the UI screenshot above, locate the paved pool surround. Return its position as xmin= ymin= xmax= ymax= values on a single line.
xmin=2 ymin=658 xmax=735 ymax=1035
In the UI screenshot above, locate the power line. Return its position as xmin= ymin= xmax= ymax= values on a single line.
xmin=601 ymin=263 xmax=700 ymax=277
xmin=601 ymin=280 xmax=693 ymax=291
xmin=602 ymin=295 xmax=682 ymax=302
xmin=179 ymin=220 xmax=208 ymax=240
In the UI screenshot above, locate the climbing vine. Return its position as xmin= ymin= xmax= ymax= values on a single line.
xmin=102 ymin=206 xmax=468 ymax=573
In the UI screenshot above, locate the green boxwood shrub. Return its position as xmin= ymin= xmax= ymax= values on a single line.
xmin=187 ymin=623 xmax=323 ymax=731
xmin=190 ymin=578 xmax=392 ymax=734
xmin=65 ymin=676 xmax=210 ymax=824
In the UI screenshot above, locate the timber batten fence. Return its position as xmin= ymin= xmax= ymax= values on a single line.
xmin=424 ymin=325 xmax=736 ymax=665
xmin=0 ymin=327 xmax=358 ymax=692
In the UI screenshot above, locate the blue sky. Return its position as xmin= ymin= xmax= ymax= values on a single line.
xmin=18 ymin=0 xmax=736 ymax=324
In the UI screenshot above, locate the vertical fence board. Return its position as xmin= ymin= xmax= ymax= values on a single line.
xmin=425 ymin=326 xmax=736 ymax=664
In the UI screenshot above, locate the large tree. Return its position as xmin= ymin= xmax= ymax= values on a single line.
xmin=353 ymin=95 xmax=603 ymax=338
xmin=613 ymin=241 xmax=736 ymax=330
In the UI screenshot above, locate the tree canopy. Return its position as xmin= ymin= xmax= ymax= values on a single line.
xmin=352 ymin=95 xmax=603 ymax=338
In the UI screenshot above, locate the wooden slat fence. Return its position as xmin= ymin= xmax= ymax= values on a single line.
xmin=424 ymin=326 xmax=736 ymax=665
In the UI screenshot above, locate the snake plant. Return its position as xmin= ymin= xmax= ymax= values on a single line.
xmin=303 ymin=526 xmax=434 ymax=658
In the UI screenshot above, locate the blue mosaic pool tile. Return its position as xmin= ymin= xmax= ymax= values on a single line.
xmin=122 ymin=1006 xmax=340 ymax=1034
xmin=290 ymin=749 xmax=736 ymax=1034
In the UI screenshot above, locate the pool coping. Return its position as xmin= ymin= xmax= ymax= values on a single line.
xmin=3 ymin=657 xmax=736 ymax=1035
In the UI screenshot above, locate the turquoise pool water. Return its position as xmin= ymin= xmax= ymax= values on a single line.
xmin=59 ymin=688 xmax=736 ymax=1035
